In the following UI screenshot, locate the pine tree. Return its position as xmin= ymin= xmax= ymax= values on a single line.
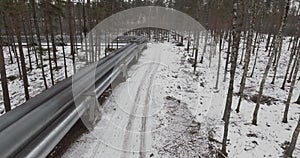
xmin=0 ymin=29 xmax=11 ymax=112
xmin=12 ymin=4 xmax=30 ymax=100
xmin=252 ymin=0 xmax=291 ymax=125
xmin=223 ymin=31 xmax=232 ymax=82
xmin=236 ymin=0 xmax=257 ymax=113
xmin=67 ymin=0 xmax=76 ymax=73
xmin=31 ymin=0 xmax=48 ymax=89
xmin=282 ymin=47 xmax=300 ymax=123
xmin=284 ymin=115 xmax=300 ymax=157
xmin=281 ymin=38 xmax=299 ymax=90
xmin=221 ymin=0 xmax=244 ymax=156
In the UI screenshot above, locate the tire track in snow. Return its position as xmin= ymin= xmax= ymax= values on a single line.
xmin=121 ymin=49 xmax=161 ymax=158
xmin=139 ymin=56 xmax=160 ymax=158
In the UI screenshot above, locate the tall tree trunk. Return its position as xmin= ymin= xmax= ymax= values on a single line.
xmin=59 ymin=16 xmax=68 ymax=79
xmin=221 ymin=0 xmax=244 ymax=156
xmin=200 ymin=31 xmax=208 ymax=64
xmin=268 ymin=35 xmax=276 ymax=57
xmin=215 ymin=35 xmax=222 ymax=90
xmin=48 ymin=15 xmax=58 ymax=71
xmin=271 ymin=40 xmax=283 ymax=84
xmin=28 ymin=18 xmax=39 ymax=67
xmin=0 ymin=31 xmax=11 ymax=112
xmin=282 ymin=16 xmax=300 ymax=123
xmin=193 ymin=32 xmax=200 ymax=74
xmin=250 ymin=37 xmax=260 ymax=78
xmin=21 ymin=14 xmax=33 ymax=71
xmin=187 ymin=32 xmax=191 ymax=54
xmin=240 ymin=31 xmax=246 ymax=65
xmin=288 ymin=50 xmax=298 ymax=83
xmin=236 ymin=0 xmax=256 ymax=113
xmin=265 ymin=34 xmax=272 ymax=52
xmin=282 ymin=49 xmax=300 ymax=123
xmin=31 ymin=0 xmax=48 ymax=89
xmin=8 ymin=17 xmax=22 ymax=79
xmin=44 ymin=17 xmax=55 ymax=86
xmin=284 ymin=115 xmax=300 ymax=157
xmin=87 ymin=0 xmax=95 ymax=63
xmin=223 ymin=31 xmax=232 ymax=82
xmin=209 ymin=36 xmax=214 ymax=67
xmin=252 ymin=0 xmax=291 ymax=125
xmin=287 ymin=36 xmax=293 ymax=51
xmin=287 ymin=19 xmax=300 ymax=83
xmin=250 ymin=32 xmax=260 ymax=78
xmin=1 ymin=13 xmax=13 ymax=64
xmin=14 ymin=13 xmax=30 ymax=101
xmin=67 ymin=0 xmax=76 ymax=73
xmin=281 ymin=39 xmax=298 ymax=90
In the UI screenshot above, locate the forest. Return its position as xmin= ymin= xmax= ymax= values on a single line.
xmin=0 ymin=0 xmax=300 ymax=157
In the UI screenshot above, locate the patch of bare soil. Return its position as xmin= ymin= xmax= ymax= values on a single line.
xmin=153 ymin=96 xmax=217 ymax=158
xmin=234 ymin=93 xmax=282 ymax=106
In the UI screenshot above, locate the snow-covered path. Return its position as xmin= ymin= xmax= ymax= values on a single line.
xmin=90 ymin=43 xmax=162 ymax=158
xmin=62 ymin=42 xmax=191 ymax=158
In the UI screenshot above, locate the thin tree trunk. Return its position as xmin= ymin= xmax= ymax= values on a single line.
xmin=1 ymin=13 xmax=13 ymax=64
xmin=14 ymin=13 xmax=30 ymax=100
xmin=209 ymin=37 xmax=213 ymax=68
xmin=59 ymin=16 xmax=68 ymax=79
xmin=271 ymin=40 xmax=283 ymax=84
xmin=282 ymin=50 xmax=300 ymax=123
xmin=240 ymin=32 xmax=246 ymax=65
xmin=0 ymin=31 xmax=11 ymax=112
xmin=44 ymin=18 xmax=55 ymax=86
xmin=8 ymin=17 xmax=22 ymax=79
xmin=250 ymin=39 xmax=260 ymax=78
xmin=87 ymin=0 xmax=94 ymax=63
xmin=67 ymin=0 xmax=76 ymax=73
xmin=221 ymin=0 xmax=244 ymax=156
xmin=223 ymin=31 xmax=232 ymax=82
xmin=288 ymin=51 xmax=298 ymax=83
xmin=31 ymin=0 xmax=48 ymax=89
xmin=287 ymin=36 xmax=293 ymax=51
xmin=7 ymin=46 xmax=13 ymax=64
xmin=215 ymin=35 xmax=222 ymax=90
xmin=193 ymin=33 xmax=200 ymax=74
xmin=273 ymin=43 xmax=278 ymax=67
xmin=284 ymin=115 xmax=300 ymax=157
xmin=48 ymin=15 xmax=58 ymax=71
xmin=252 ymin=0 xmax=291 ymax=125
xmin=287 ymin=19 xmax=300 ymax=83
xmin=2 ymin=13 xmax=14 ymax=64
xmin=187 ymin=32 xmax=190 ymax=54
xmin=268 ymin=35 xmax=276 ymax=57
xmin=252 ymin=32 xmax=259 ymax=56
xmin=250 ymin=32 xmax=260 ymax=78
xmin=265 ymin=34 xmax=271 ymax=52
xmin=21 ymin=14 xmax=33 ymax=71
xmin=236 ymin=0 xmax=256 ymax=113
xmin=28 ymin=18 xmax=39 ymax=67
xmin=281 ymin=39 xmax=298 ymax=90
xmin=200 ymin=31 xmax=208 ymax=64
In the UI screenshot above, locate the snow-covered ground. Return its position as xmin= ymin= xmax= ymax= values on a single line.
xmin=61 ymin=42 xmax=215 ymax=157
xmin=62 ymin=36 xmax=300 ymax=158
xmin=205 ymin=36 xmax=300 ymax=157
xmin=1 ymin=35 xmax=299 ymax=157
